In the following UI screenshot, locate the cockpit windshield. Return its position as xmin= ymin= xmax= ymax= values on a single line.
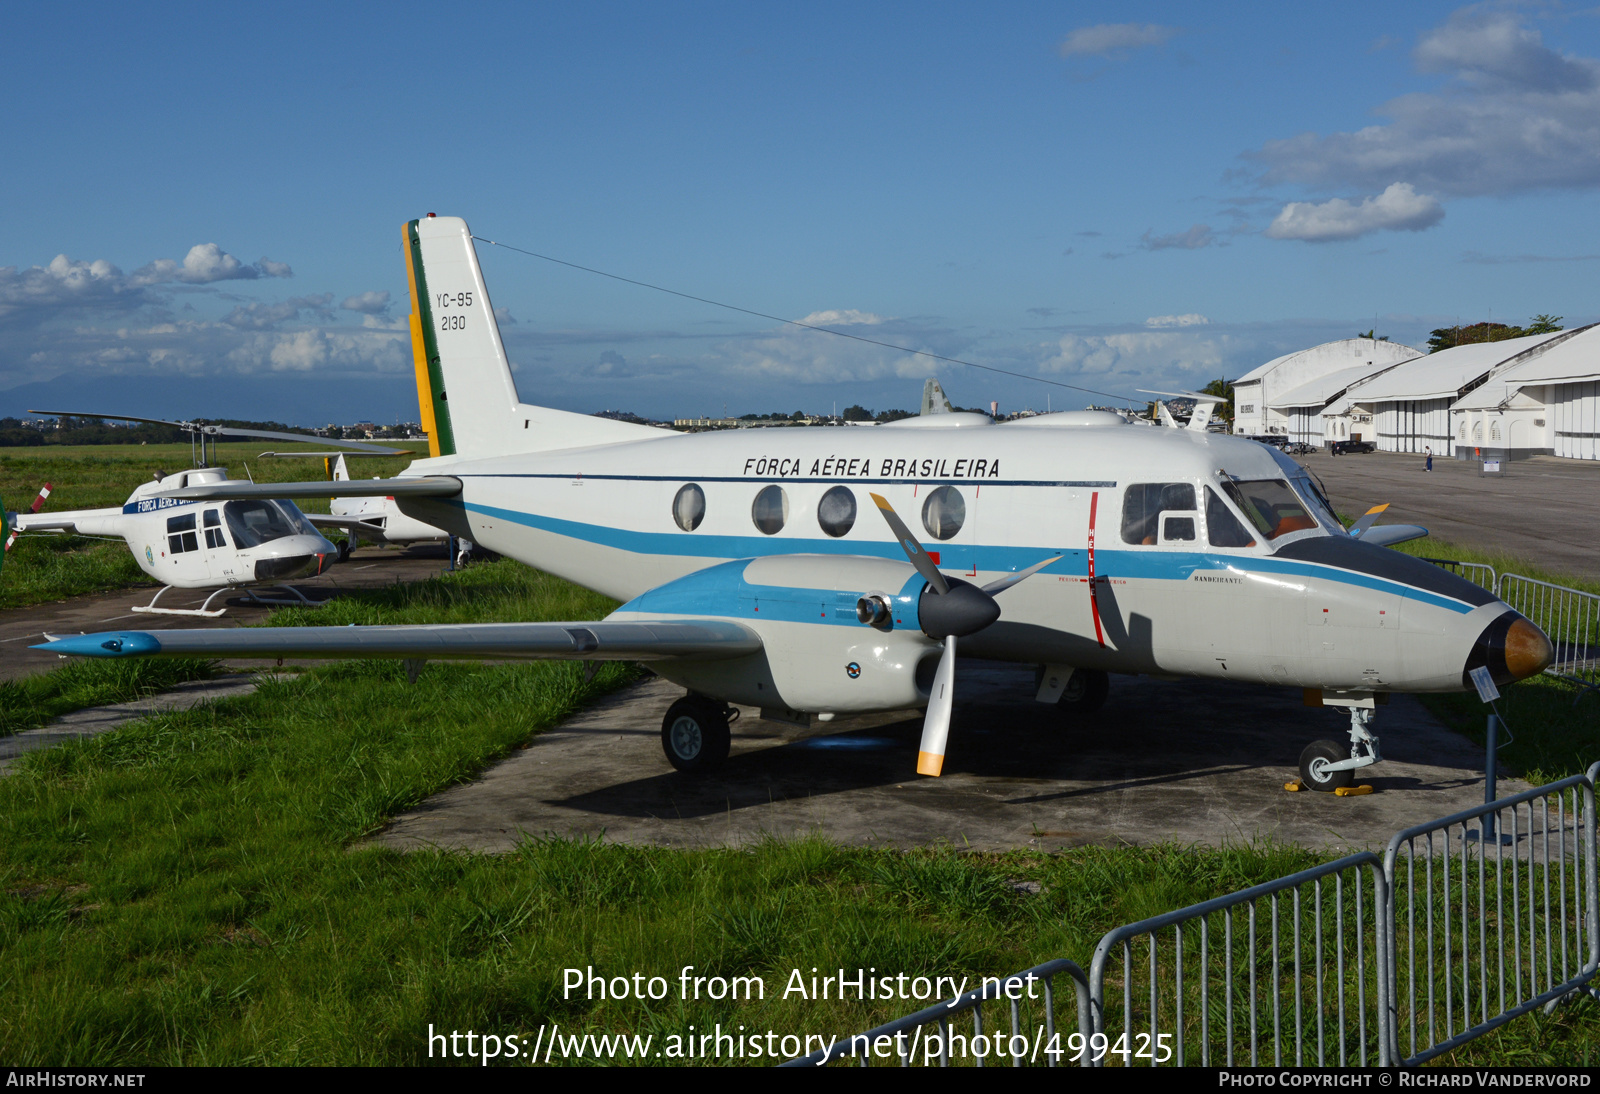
xmin=224 ymin=499 xmax=314 ymax=548
xmin=1219 ymin=478 xmax=1322 ymax=542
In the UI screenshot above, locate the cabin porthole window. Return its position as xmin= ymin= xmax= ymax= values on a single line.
xmin=920 ymin=486 xmax=966 ymax=541
xmin=817 ymin=485 xmax=857 ymax=538
xmin=751 ymin=484 xmax=788 ymax=535
xmin=672 ymin=483 xmax=705 ymax=532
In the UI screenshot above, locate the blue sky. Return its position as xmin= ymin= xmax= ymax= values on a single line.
xmin=5 ymin=2 xmax=1600 ymax=424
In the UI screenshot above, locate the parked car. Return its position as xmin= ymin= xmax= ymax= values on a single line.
xmin=1287 ymin=441 xmax=1317 ymax=455
xmin=1330 ymin=440 xmax=1376 ymax=455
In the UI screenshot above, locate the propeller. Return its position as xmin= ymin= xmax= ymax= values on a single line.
xmin=867 ymin=492 xmax=1059 ymax=777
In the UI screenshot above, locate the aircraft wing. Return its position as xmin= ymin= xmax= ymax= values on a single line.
xmin=305 ymin=514 xmax=375 ymax=532
xmin=1354 ymin=523 xmax=1429 ymax=547
xmin=32 ymin=619 xmax=762 ymax=663
xmin=165 ymin=477 xmax=461 ymax=502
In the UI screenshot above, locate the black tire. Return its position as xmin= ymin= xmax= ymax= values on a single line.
xmin=1299 ymin=739 xmax=1354 ymax=792
xmin=337 ymin=537 xmax=354 ymax=562
xmin=1056 ymin=669 xmax=1110 ymax=714
xmin=661 ymin=697 xmax=731 ymax=773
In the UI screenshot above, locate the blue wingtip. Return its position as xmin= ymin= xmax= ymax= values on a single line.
xmin=31 ymin=631 xmax=163 ymax=657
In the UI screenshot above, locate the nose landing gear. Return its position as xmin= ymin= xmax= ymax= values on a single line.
xmin=1298 ymin=695 xmax=1383 ymax=793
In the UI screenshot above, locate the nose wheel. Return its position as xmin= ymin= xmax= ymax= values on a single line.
xmin=1298 ymin=702 xmax=1382 ymax=793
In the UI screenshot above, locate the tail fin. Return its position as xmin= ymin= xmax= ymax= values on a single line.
xmin=332 ymin=454 xmax=350 ymax=482
xmin=403 ymin=216 xmax=663 ymax=459
xmin=920 ymin=378 xmax=954 ymax=416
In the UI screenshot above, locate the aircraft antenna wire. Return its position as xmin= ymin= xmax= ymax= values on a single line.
xmin=473 ymin=236 xmax=1135 ymax=403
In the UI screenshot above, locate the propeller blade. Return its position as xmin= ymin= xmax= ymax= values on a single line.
xmin=868 ymin=492 xmax=948 ymax=595
xmin=1348 ymin=503 xmax=1390 ymax=539
xmin=980 ymin=554 xmax=1062 ymax=597
xmin=917 ymin=635 xmax=957 ymax=777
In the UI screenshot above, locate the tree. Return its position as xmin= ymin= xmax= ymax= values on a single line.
xmin=842 ymin=404 xmax=873 ymax=422
xmin=1200 ymin=378 xmax=1235 ymax=422
xmin=1428 ymin=315 xmax=1564 ymax=352
xmin=1357 ymin=329 xmax=1389 ymax=342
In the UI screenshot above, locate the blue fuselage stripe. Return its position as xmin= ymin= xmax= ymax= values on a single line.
xmin=464 ymin=501 xmax=1478 ymax=616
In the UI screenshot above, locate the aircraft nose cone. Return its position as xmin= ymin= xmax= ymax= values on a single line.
xmin=1464 ymin=610 xmax=1553 ymax=688
xmin=1505 ymin=616 xmax=1554 ymax=680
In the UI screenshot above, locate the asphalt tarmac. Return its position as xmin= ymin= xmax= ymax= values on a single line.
xmin=1295 ymin=449 xmax=1600 ymax=584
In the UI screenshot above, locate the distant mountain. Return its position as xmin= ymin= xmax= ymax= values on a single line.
xmin=0 ymin=372 xmax=419 ymax=429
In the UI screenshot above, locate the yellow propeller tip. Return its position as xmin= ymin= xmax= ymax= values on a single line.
xmin=916 ymin=752 xmax=945 ymax=777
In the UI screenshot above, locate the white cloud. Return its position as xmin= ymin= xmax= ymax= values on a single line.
xmin=1265 ymin=182 xmax=1444 ymax=242
xmin=1250 ymin=11 xmax=1600 ymax=198
xmin=795 ymin=309 xmax=886 ymax=326
xmin=0 ymin=255 xmax=147 ymax=329
xmin=223 ymin=294 xmax=334 ymax=330
xmin=1038 ymin=330 xmax=1226 ymax=384
xmin=341 ymin=290 xmax=390 ymax=315
xmin=1140 ymin=224 xmax=1215 ymax=251
xmin=1059 ymin=23 xmax=1179 ymax=58
xmin=130 ymin=244 xmax=294 ymax=286
xmin=1146 ymin=314 xmax=1210 ymax=328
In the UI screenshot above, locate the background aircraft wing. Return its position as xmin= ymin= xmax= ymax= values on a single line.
xmin=165 ymin=477 xmax=461 ymax=501
xmin=34 ymin=619 xmax=762 ymax=663
xmin=304 ymin=514 xmax=370 ymax=531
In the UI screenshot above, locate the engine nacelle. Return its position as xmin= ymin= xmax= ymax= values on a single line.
xmin=608 ymin=555 xmax=941 ymax=713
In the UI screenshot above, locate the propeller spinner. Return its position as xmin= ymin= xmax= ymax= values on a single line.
xmin=867 ymin=492 xmax=1059 ymax=776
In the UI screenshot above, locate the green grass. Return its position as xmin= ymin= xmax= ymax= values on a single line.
xmin=0 ymin=658 xmax=220 ymax=739
xmin=0 ymin=560 xmax=1595 ymax=1065
xmin=0 ymin=442 xmax=415 ymax=610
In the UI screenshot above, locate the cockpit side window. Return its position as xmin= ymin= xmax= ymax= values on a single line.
xmin=1205 ymin=487 xmax=1256 ymax=548
xmin=1122 ymin=483 xmax=1196 ymax=545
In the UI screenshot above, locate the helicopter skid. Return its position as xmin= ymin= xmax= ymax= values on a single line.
xmin=130 ymin=585 xmax=230 ymax=618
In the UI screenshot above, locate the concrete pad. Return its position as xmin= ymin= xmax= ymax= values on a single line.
xmin=0 ymin=674 xmax=262 ymax=774
xmin=373 ymin=661 xmax=1520 ymax=855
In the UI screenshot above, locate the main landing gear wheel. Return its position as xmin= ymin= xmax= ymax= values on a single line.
xmin=661 ymin=697 xmax=732 ymax=773
xmin=1056 ymin=669 xmax=1110 ymax=714
xmin=1299 ymin=739 xmax=1355 ymax=793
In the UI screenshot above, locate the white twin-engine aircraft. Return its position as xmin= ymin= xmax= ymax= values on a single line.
xmin=36 ymin=215 xmax=1555 ymax=788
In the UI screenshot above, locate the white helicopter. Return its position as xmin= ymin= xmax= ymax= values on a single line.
xmin=8 ymin=417 xmax=398 ymax=616
xmin=38 ymin=215 xmax=1554 ymax=791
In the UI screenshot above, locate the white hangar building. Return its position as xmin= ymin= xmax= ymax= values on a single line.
xmin=1340 ymin=324 xmax=1598 ymax=459
xmin=1231 ymin=338 xmax=1422 ymax=447
xmin=1446 ymin=323 xmax=1600 ymax=461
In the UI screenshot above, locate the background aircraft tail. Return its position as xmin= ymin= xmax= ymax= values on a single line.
xmin=403 ymin=216 xmax=663 ymax=459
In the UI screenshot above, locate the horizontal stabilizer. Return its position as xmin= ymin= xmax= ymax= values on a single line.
xmin=33 ymin=619 xmax=762 ymax=663
xmin=166 ymin=477 xmax=462 ymax=501
xmin=1355 ymin=523 xmax=1429 ymax=547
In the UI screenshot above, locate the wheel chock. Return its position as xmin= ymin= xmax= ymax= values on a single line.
xmin=1284 ymin=779 xmax=1304 ymax=792
xmin=1333 ymin=785 xmax=1374 ymax=797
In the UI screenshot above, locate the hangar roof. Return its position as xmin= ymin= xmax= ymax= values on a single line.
xmin=1269 ymin=360 xmax=1411 ymax=408
xmin=1234 ymin=338 xmax=1420 ymax=394
xmin=1347 ymin=330 xmax=1569 ymax=403
xmin=1451 ymin=323 xmax=1600 ymax=409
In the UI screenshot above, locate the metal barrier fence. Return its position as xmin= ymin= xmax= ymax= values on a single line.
xmin=794 ymin=769 xmax=1600 ymax=1069
xmin=1420 ymin=558 xmax=1499 ymax=592
xmin=1088 ymin=854 xmax=1390 ymax=1067
xmin=1383 ymin=774 xmax=1599 ymax=1065
xmin=780 ymin=958 xmax=1091 ymax=1067
xmin=1497 ymin=573 xmax=1600 ymax=692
